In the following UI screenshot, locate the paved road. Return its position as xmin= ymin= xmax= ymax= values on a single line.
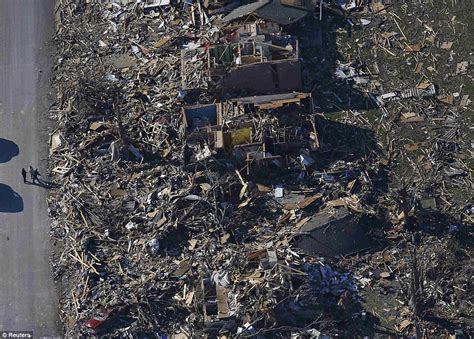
xmin=0 ymin=0 xmax=60 ymax=336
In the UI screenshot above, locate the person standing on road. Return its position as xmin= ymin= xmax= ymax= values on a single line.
xmin=29 ymin=166 xmax=35 ymax=182
xmin=32 ymin=168 xmax=41 ymax=184
xmin=21 ymin=168 xmax=28 ymax=184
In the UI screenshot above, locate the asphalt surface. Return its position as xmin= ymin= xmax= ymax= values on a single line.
xmin=0 ymin=0 xmax=60 ymax=336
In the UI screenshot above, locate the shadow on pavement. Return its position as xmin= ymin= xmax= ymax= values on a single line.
xmin=0 ymin=183 xmax=24 ymax=213
xmin=28 ymin=180 xmax=60 ymax=189
xmin=0 ymin=138 xmax=20 ymax=163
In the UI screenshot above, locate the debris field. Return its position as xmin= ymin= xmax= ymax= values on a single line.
xmin=48 ymin=0 xmax=473 ymax=337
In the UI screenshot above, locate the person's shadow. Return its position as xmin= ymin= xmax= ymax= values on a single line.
xmin=0 ymin=183 xmax=23 ymax=213
xmin=0 ymin=138 xmax=19 ymax=163
xmin=27 ymin=173 xmax=60 ymax=189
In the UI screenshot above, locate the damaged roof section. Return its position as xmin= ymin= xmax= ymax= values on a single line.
xmin=230 ymin=91 xmax=311 ymax=108
xmin=223 ymin=0 xmax=310 ymax=26
xmin=255 ymin=0 xmax=310 ymax=25
xmin=280 ymin=0 xmax=319 ymax=11
xmin=222 ymin=0 xmax=270 ymax=23
xmin=295 ymin=208 xmax=373 ymax=257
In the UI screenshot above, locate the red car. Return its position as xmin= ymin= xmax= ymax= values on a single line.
xmin=84 ymin=308 xmax=117 ymax=334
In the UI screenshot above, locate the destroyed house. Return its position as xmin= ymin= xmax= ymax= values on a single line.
xmin=207 ymin=35 xmax=300 ymax=93
xmin=181 ymin=36 xmax=301 ymax=94
xmin=182 ymin=92 xmax=314 ymax=132
xmin=182 ymin=93 xmax=319 ymax=166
